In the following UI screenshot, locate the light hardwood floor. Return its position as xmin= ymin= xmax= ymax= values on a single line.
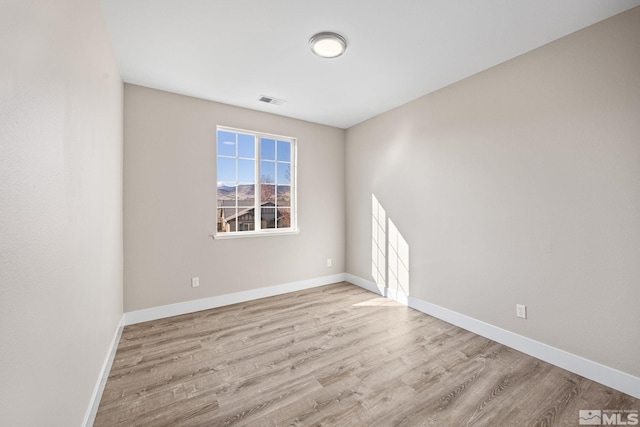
xmin=94 ymin=282 xmax=638 ymax=426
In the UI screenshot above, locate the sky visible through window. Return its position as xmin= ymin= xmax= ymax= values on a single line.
xmin=217 ymin=130 xmax=291 ymax=187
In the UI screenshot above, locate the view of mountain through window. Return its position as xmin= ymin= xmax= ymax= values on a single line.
xmin=216 ymin=127 xmax=295 ymax=236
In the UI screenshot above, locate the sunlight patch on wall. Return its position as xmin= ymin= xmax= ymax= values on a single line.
xmin=371 ymin=194 xmax=410 ymax=303
xmin=387 ymin=218 xmax=410 ymax=301
xmin=371 ymin=194 xmax=386 ymax=288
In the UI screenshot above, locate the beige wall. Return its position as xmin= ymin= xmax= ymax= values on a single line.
xmin=0 ymin=1 xmax=123 ymax=426
xmin=346 ymin=8 xmax=640 ymax=377
xmin=123 ymin=85 xmax=345 ymax=312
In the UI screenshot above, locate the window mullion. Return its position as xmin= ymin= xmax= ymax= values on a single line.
xmin=255 ymin=135 xmax=261 ymax=231
xmin=274 ymin=142 xmax=278 ymax=230
xmin=235 ymin=132 xmax=239 ymax=232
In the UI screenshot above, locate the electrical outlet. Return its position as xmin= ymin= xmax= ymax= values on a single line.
xmin=191 ymin=277 xmax=200 ymax=288
xmin=327 ymin=258 xmax=332 ymax=267
xmin=516 ymin=304 xmax=527 ymax=319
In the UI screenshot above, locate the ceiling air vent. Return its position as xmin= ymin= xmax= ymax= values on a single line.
xmin=258 ymin=95 xmax=285 ymax=106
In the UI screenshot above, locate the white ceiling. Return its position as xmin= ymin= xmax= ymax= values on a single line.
xmin=100 ymin=0 xmax=640 ymax=129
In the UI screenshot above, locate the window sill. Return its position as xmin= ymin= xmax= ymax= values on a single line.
xmin=212 ymin=229 xmax=300 ymax=240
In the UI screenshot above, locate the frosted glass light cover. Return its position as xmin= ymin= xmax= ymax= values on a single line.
xmin=309 ymin=32 xmax=346 ymax=58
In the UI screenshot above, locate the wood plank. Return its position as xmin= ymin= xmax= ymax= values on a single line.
xmin=94 ymin=282 xmax=639 ymax=426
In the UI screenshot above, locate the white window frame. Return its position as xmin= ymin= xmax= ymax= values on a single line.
xmin=215 ymin=125 xmax=298 ymax=239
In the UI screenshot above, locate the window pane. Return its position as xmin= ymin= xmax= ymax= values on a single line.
xmin=277 ymin=185 xmax=290 ymax=206
xmin=277 ymin=162 xmax=290 ymax=185
xmin=217 ymin=130 xmax=236 ymax=157
xmin=222 ymin=208 xmax=237 ymax=232
xmin=277 ymin=208 xmax=291 ymax=228
xmin=238 ymin=133 xmax=255 ymax=158
xmin=261 ymin=207 xmax=276 ymax=229
xmin=217 ymin=208 xmax=229 ymax=233
xmin=217 ymin=157 xmax=236 ymax=183
xmin=238 ymin=159 xmax=255 ymax=184
xmin=237 ymin=184 xmax=255 ymax=206
xmin=217 ymin=183 xmax=235 ymax=202
xmin=260 ymin=161 xmax=275 ymax=183
xmin=277 ymin=140 xmax=291 ymax=162
xmin=261 ymin=138 xmax=276 ymax=160
xmin=236 ymin=207 xmax=254 ymax=232
xmin=261 ymin=184 xmax=275 ymax=203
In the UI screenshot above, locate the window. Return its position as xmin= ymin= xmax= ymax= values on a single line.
xmin=216 ymin=126 xmax=296 ymax=237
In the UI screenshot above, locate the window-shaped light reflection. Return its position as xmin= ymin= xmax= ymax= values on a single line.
xmin=371 ymin=194 xmax=410 ymax=303
xmin=388 ymin=219 xmax=410 ymax=300
xmin=371 ymin=194 xmax=386 ymax=288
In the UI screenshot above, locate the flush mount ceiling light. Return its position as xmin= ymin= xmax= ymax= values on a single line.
xmin=309 ymin=32 xmax=347 ymax=58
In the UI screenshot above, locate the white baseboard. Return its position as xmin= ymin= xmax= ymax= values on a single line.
xmin=345 ymin=273 xmax=385 ymax=295
xmin=83 ymin=316 xmax=125 ymax=427
xmin=346 ymin=274 xmax=640 ymax=399
xmin=124 ymin=273 xmax=348 ymax=325
xmin=345 ymin=273 xmax=410 ymax=305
